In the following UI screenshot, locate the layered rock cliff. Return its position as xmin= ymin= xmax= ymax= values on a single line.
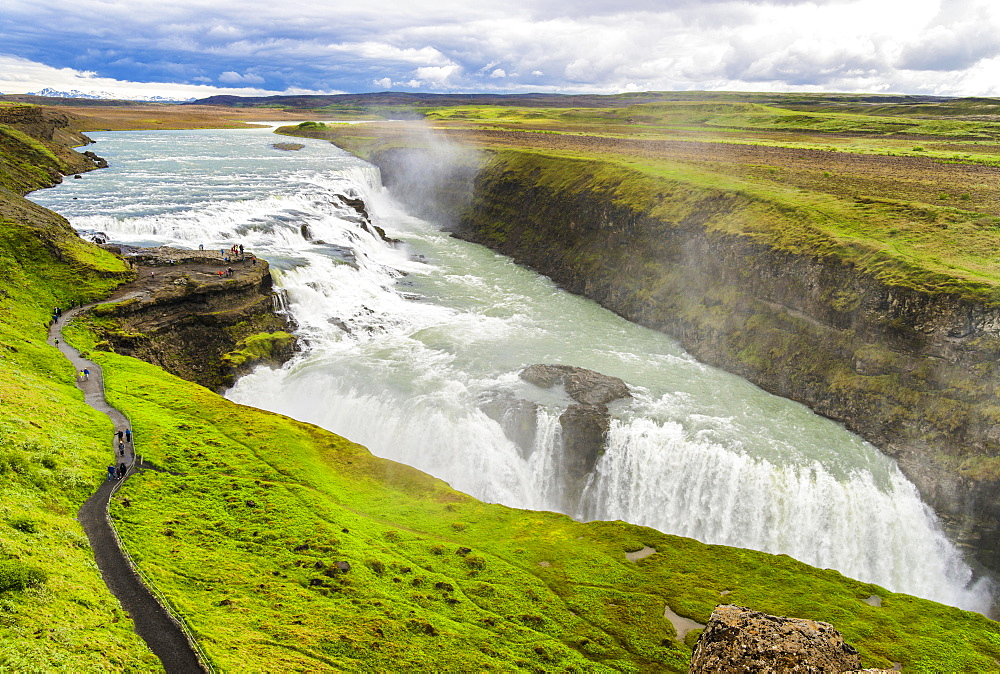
xmin=366 ymin=146 xmax=1000 ymax=574
xmin=0 ymin=104 xmax=105 ymax=194
xmin=88 ymin=246 xmax=295 ymax=391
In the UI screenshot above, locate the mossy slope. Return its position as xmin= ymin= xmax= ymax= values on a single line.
xmin=0 ymin=194 xmax=153 ymax=668
xmin=52 ymin=318 xmax=999 ymax=670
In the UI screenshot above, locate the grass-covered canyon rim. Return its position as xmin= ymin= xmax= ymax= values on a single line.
xmin=0 ymin=96 xmax=998 ymax=670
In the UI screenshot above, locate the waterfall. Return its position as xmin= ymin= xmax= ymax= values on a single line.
xmin=31 ymin=126 xmax=992 ymax=613
xmin=583 ymin=417 xmax=983 ymax=608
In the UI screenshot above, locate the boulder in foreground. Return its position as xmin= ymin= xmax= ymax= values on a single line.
xmin=689 ymin=604 xmax=862 ymax=673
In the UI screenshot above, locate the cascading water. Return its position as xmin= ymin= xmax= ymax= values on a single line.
xmin=31 ymin=126 xmax=991 ymax=613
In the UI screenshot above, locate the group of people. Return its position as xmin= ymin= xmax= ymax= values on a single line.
xmin=219 ymin=243 xmax=245 ymax=263
xmin=106 ymin=428 xmax=133 ymax=481
xmin=52 ymin=306 xmax=63 ymax=323
xmin=213 ymin=242 xmax=257 ymax=275
xmin=77 ymin=368 xmax=90 ymax=381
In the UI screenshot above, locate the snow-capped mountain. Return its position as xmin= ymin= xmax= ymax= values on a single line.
xmin=26 ymin=88 xmax=195 ymax=102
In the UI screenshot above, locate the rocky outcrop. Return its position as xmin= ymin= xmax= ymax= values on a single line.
xmin=0 ymin=104 xmax=104 ymax=193
xmin=516 ymin=364 xmax=631 ymax=508
xmin=557 ymin=403 xmax=611 ymax=478
xmin=689 ymin=605 xmax=862 ymax=673
xmin=89 ymin=246 xmax=295 ymax=391
xmin=479 ymin=393 xmax=539 ymax=460
xmin=520 ymin=363 xmax=631 ymax=405
xmin=520 ymin=363 xmax=631 ymax=478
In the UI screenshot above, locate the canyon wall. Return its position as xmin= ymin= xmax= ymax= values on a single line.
xmin=0 ymin=104 xmax=104 ymax=194
xmin=372 ymin=147 xmax=1000 ymax=573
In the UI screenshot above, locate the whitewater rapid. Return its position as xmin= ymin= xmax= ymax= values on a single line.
xmin=30 ymin=126 xmax=991 ymax=612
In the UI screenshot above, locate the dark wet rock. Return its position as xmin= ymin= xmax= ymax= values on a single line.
xmin=519 ymin=364 xmax=629 ymax=486
xmin=689 ymin=604 xmax=862 ymax=673
xmin=479 ymin=392 xmax=538 ymax=458
xmin=339 ymin=195 xmax=370 ymax=222
xmin=272 ymin=142 xmax=304 ymax=151
xmin=300 ymin=224 xmax=312 ymax=241
xmin=520 ymin=363 xmax=630 ymax=405
xmin=82 ymin=151 xmax=108 ymax=168
xmin=365 ymin=222 xmax=401 ymax=245
xmin=559 ymin=403 xmax=611 ymax=478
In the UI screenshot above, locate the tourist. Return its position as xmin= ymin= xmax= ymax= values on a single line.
xmin=83 ymin=368 xmax=89 ymax=380
xmin=107 ymin=465 xmax=115 ymax=481
xmin=125 ymin=428 xmax=131 ymax=443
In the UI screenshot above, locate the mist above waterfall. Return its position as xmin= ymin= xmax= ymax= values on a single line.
xmin=30 ymin=125 xmax=992 ymax=614
xmin=372 ymin=121 xmax=481 ymax=230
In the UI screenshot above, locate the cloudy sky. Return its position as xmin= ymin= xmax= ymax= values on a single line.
xmin=2 ymin=0 xmax=1000 ymax=99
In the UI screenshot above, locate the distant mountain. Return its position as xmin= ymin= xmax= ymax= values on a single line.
xmin=190 ymin=91 xmax=680 ymax=109
xmin=189 ymin=90 xmax=960 ymax=111
xmin=27 ymin=87 xmax=194 ymax=103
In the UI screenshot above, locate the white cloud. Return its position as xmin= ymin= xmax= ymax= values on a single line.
xmin=0 ymin=54 xmax=338 ymax=99
xmin=6 ymin=0 xmax=1000 ymax=96
xmin=327 ymin=42 xmax=451 ymax=66
xmin=414 ymin=64 xmax=462 ymax=88
xmin=218 ymin=70 xmax=266 ymax=84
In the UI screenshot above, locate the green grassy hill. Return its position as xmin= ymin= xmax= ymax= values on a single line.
xmin=1 ymin=105 xmax=999 ymax=671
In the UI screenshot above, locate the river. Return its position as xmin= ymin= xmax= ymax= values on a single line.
xmin=30 ymin=125 xmax=991 ymax=612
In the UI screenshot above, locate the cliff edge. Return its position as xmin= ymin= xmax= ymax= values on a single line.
xmin=86 ymin=246 xmax=295 ymax=391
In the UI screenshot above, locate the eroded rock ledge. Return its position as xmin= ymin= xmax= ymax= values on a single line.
xmin=520 ymin=363 xmax=631 ymax=481
xmin=88 ymin=245 xmax=295 ymax=391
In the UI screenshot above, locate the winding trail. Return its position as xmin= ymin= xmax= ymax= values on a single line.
xmin=49 ymin=302 xmax=207 ymax=673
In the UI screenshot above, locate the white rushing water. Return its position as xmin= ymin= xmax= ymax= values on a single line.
xmin=31 ymin=126 xmax=991 ymax=612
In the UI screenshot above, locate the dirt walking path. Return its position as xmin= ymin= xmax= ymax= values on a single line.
xmin=49 ymin=303 xmax=207 ymax=673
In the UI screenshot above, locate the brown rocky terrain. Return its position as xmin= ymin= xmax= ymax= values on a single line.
xmin=87 ymin=245 xmax=295 ymax=391
xmin=689 ymin=604 xmax=863 ymax=673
